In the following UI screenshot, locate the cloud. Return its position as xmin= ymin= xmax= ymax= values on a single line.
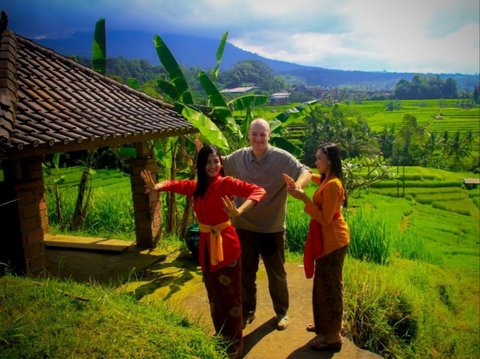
xmin=229 ymin=0 xmax=479 ymax=73
xmin=3 ymin=0 xmax=479 ymax=73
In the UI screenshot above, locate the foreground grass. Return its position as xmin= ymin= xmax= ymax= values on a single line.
xmin=0 ymin=273 xmax=227 ymax=359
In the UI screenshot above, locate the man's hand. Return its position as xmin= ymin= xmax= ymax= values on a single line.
xmin=194 ymin=139 xmax=203 ymax=153
xmin=283 ymin=173 xmax=297 ymax=190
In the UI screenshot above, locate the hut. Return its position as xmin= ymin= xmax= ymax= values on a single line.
xmin=0 ymin=19 xmax=197 ymax=275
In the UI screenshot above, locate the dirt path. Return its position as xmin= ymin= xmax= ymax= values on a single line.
xmin=46 ymin=246 xmax=382 ymax=359
xmin=178 ymin=260 xmax=381 ymax=359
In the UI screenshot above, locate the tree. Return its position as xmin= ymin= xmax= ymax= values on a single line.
xmin=394 ymin=79 xmax=410 ymax=99
xmin=392 ymin=114 xmax=425 ymax=166
xmin=443 ymin=78 xmax=457 ymax=99
xmin=377 ymin=125 xmax=395 ymax=159
xmin=301 ymin=104 xmax=377 ymax=163
xmin=473 ymin=85 xmax=479 ymax=104
xmin=342 ymin=155 xmax=396 ymax=198
xmin=422 ymin=131 xmax=442 ymax=167
xmin=445 ymin=131 xmax=471 ymax=169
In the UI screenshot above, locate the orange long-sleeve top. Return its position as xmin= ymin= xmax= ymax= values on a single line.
xmin=160 ymin=175 xmax=265 ymax=271
xmin=304 ymin=174 xmax=350 ymax=257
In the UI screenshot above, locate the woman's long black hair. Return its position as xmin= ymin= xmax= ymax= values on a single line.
xmin=319 ymin=142 xmax=348 ymax=207
xmin=194 ymin=144 xmax=224 ymax=198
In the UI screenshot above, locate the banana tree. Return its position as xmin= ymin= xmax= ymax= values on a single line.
xmin=269 ymin=100 xmax=318 ymax=157
xmin=92 ymin=18 xmax=106 ymax=75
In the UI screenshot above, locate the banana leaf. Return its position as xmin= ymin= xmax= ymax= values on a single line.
xmin=197 ymin=70 xmax=232 ymax=112
xmin=154 ymin=137 xmax=176 ymax=177
xmin=229 ymin=94 xmax=269 ymax=111
xmin=275 ymin=100 xmax=318 ymax=126
xmin=212 ymin=31 xmax=228 ymax=81
xmin=157 ymin=78 xmax=179 ymax=101
xmin=230 ymin=94 xmax=268 ymax=142
xmin=154 ymin=35 xmax=194 ymax=104
xmin=92 ymin=19 xmax=106 ymax=75
xmin=180 ymin=105 xmax=230 ymax=152
xmin=197 ymin=70 xmax=242 ymax=139
xmin=270 ymin=136 xmax=303 ymax=157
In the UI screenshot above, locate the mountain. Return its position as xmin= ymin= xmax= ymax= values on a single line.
xmin=36 ymin=30 xmax=478 ymax=91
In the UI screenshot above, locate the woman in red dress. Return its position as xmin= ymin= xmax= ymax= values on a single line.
xmin=141 ymin=144 xmax=265 ymax=358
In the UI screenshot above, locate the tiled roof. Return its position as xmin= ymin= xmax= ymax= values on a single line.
xmin=0 ymin=30 xmax=197 ymax=158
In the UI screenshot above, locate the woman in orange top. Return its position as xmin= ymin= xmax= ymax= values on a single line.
xmin=287 ymin=143 xmax=350 ymax=351
xmin=141 ymin=144 xmax=265 ymax=359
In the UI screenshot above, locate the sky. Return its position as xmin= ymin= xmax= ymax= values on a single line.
xmin=3 ymin=0 xmax=479 ymax=74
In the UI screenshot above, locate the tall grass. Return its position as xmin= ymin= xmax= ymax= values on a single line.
xmin=285 ymin=197 xmax=310 ymax=252
xmin=346 ymin=209 xmax=392 ymax=265
xmin=343 ymin=255 xmax=479 ymax=359
xmin=46 ymin=180 xmax=135 ymax=239
xmin=392 ymin=230 xmax=439 ymax=264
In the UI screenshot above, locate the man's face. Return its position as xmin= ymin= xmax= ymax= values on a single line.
xmin=248 ymin=122 xmax=270 ymax=152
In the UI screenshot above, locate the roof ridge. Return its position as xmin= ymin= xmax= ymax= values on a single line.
xmin=0 ymin=29 xmax=18 ymax=151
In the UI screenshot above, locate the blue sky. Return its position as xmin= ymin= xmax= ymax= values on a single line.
xmin=3 ymin=0 xmax=479 ymax=74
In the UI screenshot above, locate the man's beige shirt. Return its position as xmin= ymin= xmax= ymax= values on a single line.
xmin=222 ymin=146 xmax=307 ymax=233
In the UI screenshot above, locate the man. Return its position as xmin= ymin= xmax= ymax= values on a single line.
xmin=222 ymin=118 xmax=311 ymax=330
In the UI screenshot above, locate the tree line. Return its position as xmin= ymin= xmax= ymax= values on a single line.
xmin=394 ymin=75 xmax=458 ymax=100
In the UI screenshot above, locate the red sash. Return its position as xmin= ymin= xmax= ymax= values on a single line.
xmin=303 ymin=213 xmax=341 ymax=278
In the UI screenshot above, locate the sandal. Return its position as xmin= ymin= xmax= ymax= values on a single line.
xmin=306 ymin=324 xmax=315 ymax=332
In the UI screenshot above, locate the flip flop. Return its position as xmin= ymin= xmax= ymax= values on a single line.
xmin=310 ymin=341 xmax=342 ymax=352
xmin=306 ymin=324 xmax=315 ymax=332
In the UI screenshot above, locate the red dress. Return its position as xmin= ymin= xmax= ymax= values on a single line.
xmin=160 ymin=174 xmax=265 ymax=271
xmin=160 ymin=174 xmax=265 ymax=358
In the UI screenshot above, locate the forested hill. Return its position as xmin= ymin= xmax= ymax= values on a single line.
xmin=37 ymin=30 xmax=478 ymax=90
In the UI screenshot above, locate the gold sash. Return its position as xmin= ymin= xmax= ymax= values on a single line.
xmin=199 ymin=220 xmax=231 ymax=266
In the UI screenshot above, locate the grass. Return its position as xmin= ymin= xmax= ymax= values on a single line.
xmin=0 ymin=274 xmax=228 ymax=359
